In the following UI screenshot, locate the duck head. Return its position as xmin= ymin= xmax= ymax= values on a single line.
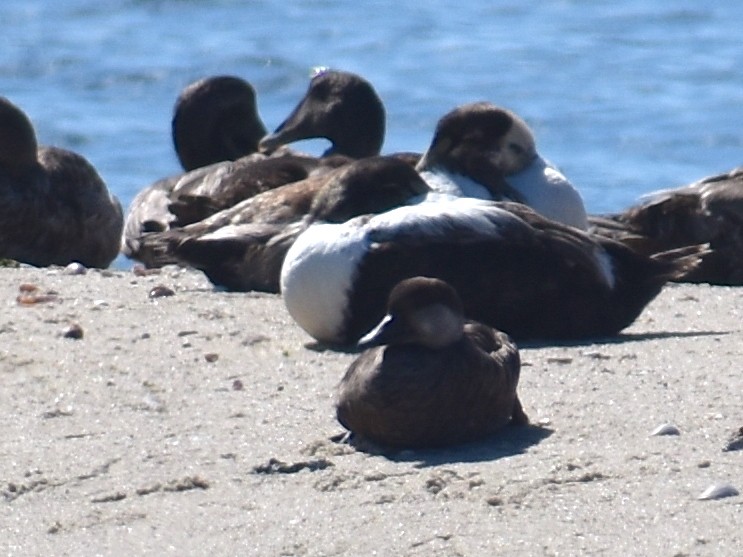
xmin=259 ymin=68 xmax=385 ymax=159
xmin=0 ymin=96 xmax=39 ymax=176
xmin=172 ymin=75 xmax=268 ymax=171
xmin=359 ymin=277 xmax=466 ymax=350
xmin=416 ymin=102 xmax=537 ymax=200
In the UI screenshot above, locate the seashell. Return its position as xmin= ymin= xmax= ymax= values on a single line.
xmin=650 ymin=423 xmax=680 ymax=436
xmin=698 ymin=483 xmax=739 ymax=500
xmin=16 ymin=283 xmax=58 ymax=305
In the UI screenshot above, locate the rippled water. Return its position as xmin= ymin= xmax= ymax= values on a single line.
xmin=3 ymin=1 xmax=742 ymax=231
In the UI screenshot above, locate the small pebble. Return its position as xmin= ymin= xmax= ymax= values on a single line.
xmin=650 ymin=423 xmax=680 ymax=437
xmin=232 ymin=379 xmax=244 ymax=391
xmin=64 ymin=262 xmax=87 ymax=275
xmin=204 ymin=353 xmax=219 ymax=363
xmin=148 ymin=285 xmax=175 ymax=299
xmin=697 ymin=483 xmax=739 ymax=500
xmin=62 ymin=323 xmax=84 ymax=340
xmin=132 ymin=264 xmax=161 ymax=277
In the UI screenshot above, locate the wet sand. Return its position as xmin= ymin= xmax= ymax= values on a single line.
xmin=1 ymin=265 xmax=741 ymax=556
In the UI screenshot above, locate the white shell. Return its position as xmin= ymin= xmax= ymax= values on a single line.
xmin=697 ymin=483 xmax=739 ymax=501
xmin=650 ymin=423 xmax=680 ymax=436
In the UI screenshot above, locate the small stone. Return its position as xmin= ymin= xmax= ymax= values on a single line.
xmin=148 ymin=285 xmax=175 ymax=299
xmin=232 ymin=379 xmax=244 ymax=391
xmin=62 ymin=323 xmax=84 ymax=340
xmin=64 ymin=262 xmax=87 ymax=275
xmin=204 ymin=353 xmax=219 ymax=363
xmin=132 ymin=264 xmax=160 ymax=277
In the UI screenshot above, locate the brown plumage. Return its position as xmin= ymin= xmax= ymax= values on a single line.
xmin=123 ymin=70 xmax=391 ymax=266
xmin=589 ymin=167 xmax=743 ymax=285
xmin=0 ymin=97 xmax=123 ymax=268
xmin=336 ymin=277 xmax=527 ymax=449
xmin=172 ymin=75 xmax=268 ymax=172
xmin=139 ymin=156 xmax=430 ymax=292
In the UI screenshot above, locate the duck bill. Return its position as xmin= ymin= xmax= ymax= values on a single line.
xmin=357 ymin=314 xmax=403 ymax=349
xmin=258 ymin=98 xmax=323 ymax=154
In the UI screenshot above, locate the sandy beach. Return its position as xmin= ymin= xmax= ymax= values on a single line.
xmin=1 ymin=264 xmax=741 ymax=556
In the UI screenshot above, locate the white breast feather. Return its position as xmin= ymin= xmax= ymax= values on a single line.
xmin=418 ymin=168 xmax=493 ymax=200
xmin=280 ymin=222 xmax=368 ymax=343
xmin=506 ymin=155 xmax=589 ymax=230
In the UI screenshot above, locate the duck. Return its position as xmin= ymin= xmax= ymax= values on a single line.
xmin=280 ymin=197 xmax=706 ymax=345
xmin=122 ymin=74 xmax=356 ymax=266
xmin=0 ymin=96 xmax=123 ymax=268
xmin=413 ymin=102 xmax=589 ymax=229
xmin=589 ymin=167 xmax=743 ymax=285
xmin=136 ymin=156 xmax=431 ymax=292
xmin=336 ymin=276 xmax=528 ymax=449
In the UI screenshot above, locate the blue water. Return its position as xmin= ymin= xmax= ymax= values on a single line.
xmin=2 ymin=1 xmax=742 ymax=228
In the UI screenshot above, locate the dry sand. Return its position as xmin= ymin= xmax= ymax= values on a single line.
xmin=1 ymin=264 xmax=741 ymax=556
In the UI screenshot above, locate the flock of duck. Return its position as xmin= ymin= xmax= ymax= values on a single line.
xmin=2 ymin=68 xmax=742 ymax=449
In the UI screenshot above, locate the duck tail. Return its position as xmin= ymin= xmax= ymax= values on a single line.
xmin=650 ymin=243 xmax=711 ymax=281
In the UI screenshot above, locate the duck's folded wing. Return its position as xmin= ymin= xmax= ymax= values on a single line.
xmin=365 ymin=199 xmax=616 ymax=289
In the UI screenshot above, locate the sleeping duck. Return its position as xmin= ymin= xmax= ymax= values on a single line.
xmin=413 ymin=102 xmax=588 ymax=229
xmin=0 ymin=96 xmax=123 ymax=268
xmin=336 ymin=276 xmax=528 ymax=450
xmin=280 ymin=198 xmax=706 ymax=345
xmin=172 ymin=75 xmax=269 ymax=172
xmin=137 ymin=156 xmax=430 ymax=292
xmin=589 ymin=167 xmax=743 ymax=285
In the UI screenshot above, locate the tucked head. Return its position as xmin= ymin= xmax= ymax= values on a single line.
xmin=172 ymin=75 xmax=267 ymax=171
xmin=0 ymin=96 xmax=39 ymax=173
xmin=308 ymin=156 xmax=430 ymax=223
xmin=416 ymin=102 xmax=537 ymax=177
xmin=259 ymin=68 xmax=385 ymax=159
xmin=359 ymin=277 xmax=466 ymax=350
